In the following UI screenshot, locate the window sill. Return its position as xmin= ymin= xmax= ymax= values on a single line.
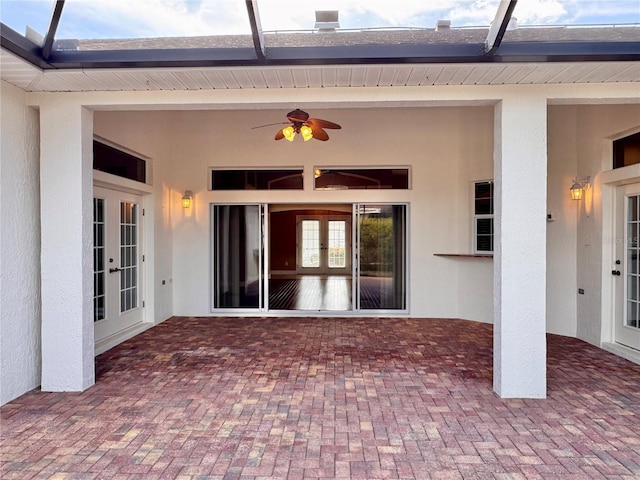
xmin=433 ymin=253 xmax=493 ymax=258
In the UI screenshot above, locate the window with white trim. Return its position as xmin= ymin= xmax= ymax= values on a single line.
xmin=473 ymin=180 xmax=493 ymax=253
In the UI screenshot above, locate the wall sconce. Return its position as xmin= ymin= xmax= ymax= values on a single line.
xmin=570 ymin=176 xmax=590 ymax=201
xmin=181 ymin=190 xmax=193 ymax=208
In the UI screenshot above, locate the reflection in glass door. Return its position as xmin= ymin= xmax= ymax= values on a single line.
xmin=212 ymin=204 xmax=264 ymax=310
xmin=356 ymin=204 xmax=407 ymax=311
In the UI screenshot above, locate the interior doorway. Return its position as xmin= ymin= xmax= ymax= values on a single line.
xmin=269 ymin=205 xmax=352 ymax=311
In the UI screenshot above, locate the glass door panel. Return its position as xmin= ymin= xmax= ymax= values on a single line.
xmin=301 ymin=220 xmax=320 ymax=268
xmin=93 ymin=198 xmax=106 ymax=322
xmin=357 ymin=204 xmax=407 ymax=310
xmin=213 ymin=204 xmax=264 ymax=309
xmin=626 ymin=196 xmax=640 ymax=329
xmin=120 ymin=202 xmax=138 ymax=313
xmin=328 ymin=220 xmax=347 ymax=269
xmin=614 ymin=186 xmax=640 ymax=350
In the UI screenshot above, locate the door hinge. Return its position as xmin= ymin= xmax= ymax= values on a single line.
xmin=142 ymin=209 xmax=145 ymax=216
xmin=142 ymin=301 xmax=145 ymax=307
xmin=142 ymin=254 xmax=145 ymax=262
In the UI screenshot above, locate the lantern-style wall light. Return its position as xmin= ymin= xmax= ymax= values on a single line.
xmin=570 ymin=177 xmax=590 ymax=201
xmin=182 ymin=190 xmax=193 ymax=208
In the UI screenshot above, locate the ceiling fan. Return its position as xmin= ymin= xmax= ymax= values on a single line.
xmin=254 ymin=109 xmax=341 ymax=142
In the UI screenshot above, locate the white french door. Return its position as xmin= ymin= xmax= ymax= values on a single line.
xmin=614 ymin=184 xmax=640 ymax=350
xmin=93 ymin=187 xmax=144 ymax=342
xmin=297 ymin=215 xmax=351 ymax=275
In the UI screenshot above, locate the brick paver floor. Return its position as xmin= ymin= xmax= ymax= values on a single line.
xmin=2 ymin=317 xmax=640 ymax=479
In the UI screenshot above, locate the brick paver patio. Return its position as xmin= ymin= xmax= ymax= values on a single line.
xmin=2 ymin=317 xmax=640 ymax=479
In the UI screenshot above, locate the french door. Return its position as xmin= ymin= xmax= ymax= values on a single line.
xmin=297 ymin=215 xmax=351 ymax=275
xmin=614 ymin=184 xmax=640 ymax=350
xmin=93 ymin=187 xmax=144 ymax=342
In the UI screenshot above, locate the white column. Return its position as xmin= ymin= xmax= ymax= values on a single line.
xmin=40 ymin=101 xmax=94 ymax=391
xmin=493 ymin=95 xmax=547 ymax=398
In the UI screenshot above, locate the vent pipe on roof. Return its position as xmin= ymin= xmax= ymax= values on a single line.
xmin=315 ymin=10 xmax=340 ymax=32
xmin=25 ymin=26 xmax=44 ymax=45
xmin=435 ymin=19 xmax=451 ymax=31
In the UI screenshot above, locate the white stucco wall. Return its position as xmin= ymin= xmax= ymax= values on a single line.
xmin=572 ymin=105 xmax=640 ymax=346
xmin=95 ymin=106 xmax=496 ymax=322
xmin=93 ymin=112 xmax=175 ymax=323
xmin=0 ymin=80 xmax=41 ymax=405
xmin=546 ymin=106 xmax=579 ymax=337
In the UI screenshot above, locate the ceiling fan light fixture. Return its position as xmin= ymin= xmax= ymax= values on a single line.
xmin=300 ymin=125 xmax=313 ymax=141
xmin=282 ymin=126 xmax=296 ymax=142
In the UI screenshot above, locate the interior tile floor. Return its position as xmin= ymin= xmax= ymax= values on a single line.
xmin=2 ymin=317 xmax=640 ymax=479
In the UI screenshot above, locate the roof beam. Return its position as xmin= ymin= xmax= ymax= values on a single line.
xmin=37 ymin=41 xmax=640 ymax=69
xmin=245 ymin=0 xmax=265 ymax=61
xmin=485 ymin=0 xmax=517 ymax=55
xmin=42 ymin=0 xmax=65 ymax=60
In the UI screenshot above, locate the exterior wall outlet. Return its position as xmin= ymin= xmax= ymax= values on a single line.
xmin=578 ymin=288 xmax=584 ymax=295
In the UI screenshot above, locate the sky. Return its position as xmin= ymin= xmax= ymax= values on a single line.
xmin=1 ymin=0 xmax=639 ymax=39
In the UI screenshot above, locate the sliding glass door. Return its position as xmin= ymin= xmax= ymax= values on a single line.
xmin=212 ymin=204 xmax=265 ymax=310
xmin=211 ymin=203 xmax=407 ymax=313
xmin=356 ymin=204 xmax=407 ymax=311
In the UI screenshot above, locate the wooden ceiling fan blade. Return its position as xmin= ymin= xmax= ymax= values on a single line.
xmin=308 ymin=118 xmax=341 ymax=129
xmin=311 ymin=126 xmax=329 ymax=141
xmin=274 ymin=129 xmax=285 ymax=140
xmin=287 ymin=109 xmax=309 ymax=122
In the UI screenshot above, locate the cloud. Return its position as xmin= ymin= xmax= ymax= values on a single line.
xmin=60 ymin=0 xmax=250 ymax=38
xmin=52 ymin=0 xmax=640 ymax=39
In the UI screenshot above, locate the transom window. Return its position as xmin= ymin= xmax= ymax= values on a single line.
xmin=314 ymin=168 xmax=409 ymax=190
xmin=613 ymin=132 xmax=640 ymax=169
xmin=211 ymin=169 xmax=303 ymax=190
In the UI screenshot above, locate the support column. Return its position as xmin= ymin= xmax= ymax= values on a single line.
xmin=494 ymin=95 xmax=547 ymax=398
xmin=40 ymin=101 xmax=94 ymax=391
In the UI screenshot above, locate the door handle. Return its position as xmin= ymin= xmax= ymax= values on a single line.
xmin=109 ymin=267 xmax=121 ymax=273
xmin=612 ymin=270 xmax=621 ymax=276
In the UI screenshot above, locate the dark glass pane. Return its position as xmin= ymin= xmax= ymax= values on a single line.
xmin=476 ymin=218 xmax=493 ymax=235
xmin=474 ymin=181 xmax=493 ymax=214
xmin=97 ymin=272 xmax=104 ymax=296
xmin=94 ymin=141 xmax=146 ymax=183
xmin=212 ymin=170 xmax=303 ymax=190
xmin=95 ymin=198 xmax=104 ymax=222
xmin=214 ymin=205 xmax=262 ymax=308
xmin=476 ymin=218 xmax=493 ymax=252
xmin=627 ymin=301 xmax=638 ymax=328
xmin=358 ymin=204 xmax=406 ymax=310
xmin=475 ymin=199 xmax=492 ymax=215
xmin=315 ymin=168 xmax=409 ymax=190
xmin=614 ymin=132 xmax=640 ymax=169
xmin=96 ymin=249 xmax=104 ymax=272
xmin=629 ymin=249 xmax=638 ymax=275
xmin=476 ymin=235 xmax=493 ymax=252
